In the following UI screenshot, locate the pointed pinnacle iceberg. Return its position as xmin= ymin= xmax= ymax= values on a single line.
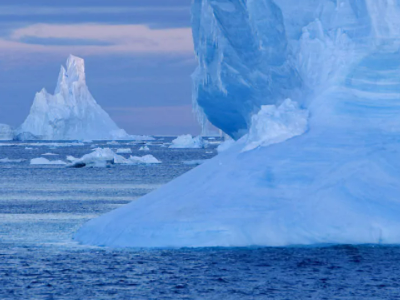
xmin=17 ymin=55 xmax=129 ymax=140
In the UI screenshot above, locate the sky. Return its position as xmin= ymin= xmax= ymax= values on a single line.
xmin=0 ymin=0 xmax=203 ymax=135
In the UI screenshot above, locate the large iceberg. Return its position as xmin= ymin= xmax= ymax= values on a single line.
xmin=75 ymin=0 xmax=400 ymax=247
xmin=0 ymin=124 xmax=13 ymax=140
xmin=16 ymin=55 xmax=129 ymax=140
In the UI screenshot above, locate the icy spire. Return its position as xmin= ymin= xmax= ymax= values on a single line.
xmin=54 ymin=66 xmax=67 ymax=94
xmin=65 ymin=54 xmax=86 ymax=84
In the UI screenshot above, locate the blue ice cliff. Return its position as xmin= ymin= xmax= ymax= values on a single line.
xmin=75 ymin=0 xmax=400 ymax=247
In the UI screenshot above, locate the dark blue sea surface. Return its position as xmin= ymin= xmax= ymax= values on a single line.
xmin=0 ymin=138 xmax=399 ymax=299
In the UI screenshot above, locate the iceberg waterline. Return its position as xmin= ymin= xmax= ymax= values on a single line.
xmin=75 ymin=0 xmax=400 ymax=248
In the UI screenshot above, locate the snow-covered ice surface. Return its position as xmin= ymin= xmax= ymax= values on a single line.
xmin=76 ymin=0 xmax=400 ymax=248
xmin=169 ymin=134 xmax=204 ymax=148
xmin=1 ymin=138 xmax=400 ymax=299
xmin=16 ymin=55 xmax=130 ymax=141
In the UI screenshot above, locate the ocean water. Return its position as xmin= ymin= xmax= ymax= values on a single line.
xmin=0 ymin=138 xmax=399 ymax=299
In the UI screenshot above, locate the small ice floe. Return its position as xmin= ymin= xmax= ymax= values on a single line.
xmin=125 ymin=155 xmax=161 ymax=164
xmin=67 ymin=148 xmax=117 ymax=168
xmin=41 ymin=153 xmax=58 ymax=156
xmin=116 ymin=148 xmax=132 ymax=154
xmin=25 ymin=147 xmax=34 ymax=150
xmin=67 ymin=148 xmax=161 ymax=168
xmin=182 ymin=159 xmax=208 ymax=165
xmin=0 ymin=158 xmax=26 ymax=163
xmin=169 ymin=135 xmax=204 ymax=149
xmin=107 ymin=141 xmax=120 ymax=145
xmin=30 ymin=157 xmax=66 ymax=165
xmin=139 ymin=146 xmax=150 ymax=151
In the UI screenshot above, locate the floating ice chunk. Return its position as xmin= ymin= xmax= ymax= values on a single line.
xmin=126 ymin=155 xmax=161 ymax=164
xmin=139 ymin=146 xmax=150 ymax=151
xmin=217 ymin=139 xmax=235 ymax=153
xmin=68 ymin=148 xmax=123 ymax=168
xmin=243 ymin=99 xmax=308 ymax=152
xmin=169 ymin=135 xmax=204 ymax=149
xmin=25 ymin=147 xmax=33 ymax=150
xmin=66 ymin=155 xmax=78 ymax=162
xmin=116 ymin=148 xmax=132 ymax=154
xmin=42 ymin=153 xmax=58 ymax=156
xmin=0 ymin=158 xmax=25 ymax=163
xmin=107 ymin=141 xmax=120 ymax=146
xmin=0 ymin=124 xmax=13 ymax=140
xmin=30 ymin=157 xmax=66 ymax=165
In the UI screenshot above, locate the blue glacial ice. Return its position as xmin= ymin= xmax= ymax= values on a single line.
xmin=75 ymin=0 xmax=400 ymax=247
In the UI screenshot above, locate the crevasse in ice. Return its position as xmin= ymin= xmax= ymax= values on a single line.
xmin=75 ymin=1 xmax=400 ymax=248
xmin=16 ymin=55 xmax=129 ymax=140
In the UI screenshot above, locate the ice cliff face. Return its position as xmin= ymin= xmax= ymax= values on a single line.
xmin=17 ymin=55 xmax=128 ymax=140
xmin=0 ymin=124 xmax=13 ymax=140
xmin=192 ymin=0 xmax=400 ymax=138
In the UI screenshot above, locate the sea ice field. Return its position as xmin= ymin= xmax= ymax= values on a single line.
xmin=0 ymin=138 xmax=399 ymax=299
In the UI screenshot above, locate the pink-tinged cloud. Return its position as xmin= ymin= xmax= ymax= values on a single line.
xmin=0 ymin=24 xmax=194 ymax=56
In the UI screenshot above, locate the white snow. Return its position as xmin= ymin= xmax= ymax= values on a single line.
xmin=169 ymin=135 xmax=204 ymax=149
xmin=116 ymin=148 xmax=132 ymax=154
xmin=16 ymin=55 xmax=129 ymax=141
xmin=0 ymin=124 xmax=13 ymax=140
xmin=30 ymin=157 xmax=66 ymax=165
xmin=243 ymin=99 xmax=308 ymax=152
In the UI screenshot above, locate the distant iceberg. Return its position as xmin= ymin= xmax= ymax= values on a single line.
xmin=0 ymin=124 xmax=13 ymax=140
xmin=169 ymin=135 xmax=204 ymax=149
xmin=16 ymin=55 xmax=130 ymax=141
